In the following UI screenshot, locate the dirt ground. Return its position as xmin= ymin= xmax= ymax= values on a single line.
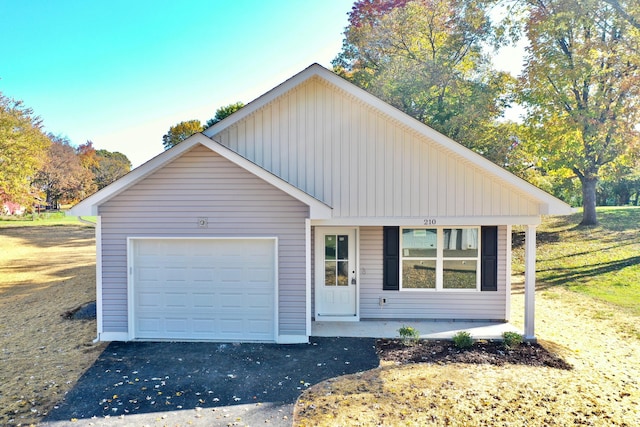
xmin=376 ymin=338 xmax=573 ymax=369
xmin=0 ymin=226 xmax=105 ymax=426
xmin=294 ymin=283 xmax=640 ymax=426
xmin=1 ymin=225 xmax=639 ymax=426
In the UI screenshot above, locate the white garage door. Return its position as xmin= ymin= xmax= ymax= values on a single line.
xmin=131 ymin=238 xmax=276 ymax=341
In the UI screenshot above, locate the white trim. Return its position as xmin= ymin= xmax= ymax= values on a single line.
xmin=199 ymin=137 xmax=332 ymax=219
xmin=277 ymin=335 xmax=308 ymax=344
xmin=312 ymin=216 xmax=543 ymax=227
xmin=400 ymin=227 xmax=481 ymax=292
xmin=126 ymin=236 xmax=279 ymax=342
xmin=204 ymin=63 xmax=571 ymax=216
xmin=273 ymin=236 xmax=279 ymax=341
xmin=305 ymin=219 xmax=312 ymax=337
xmin=95 ymin=217 xmax=103 ymax=337
xmin=69 ymin=64 xmax=571 ymax=219
xmin=524 ymin=225 xmax=537 ymax=340
xmin=314 ymin=227 xmax=360 ymax=321
xmin=127 ymin=237 xmax=135 ymax=340
xmin=68 ymin=137 xmax=201 ymax=216
xmin=505 ymin=225 xmax=512 ymax=321
xmin=98 ymin=332 xmax=129 ymax=342
xmin=69 ymin=133 xmax=332 ymax=219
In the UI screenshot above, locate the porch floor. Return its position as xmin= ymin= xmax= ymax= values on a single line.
xmin=311 ymin=319 xmax=520 ymax=340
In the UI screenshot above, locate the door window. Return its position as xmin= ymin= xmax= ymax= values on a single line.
xmin=324 ymin=234 xmax=349 ymax=286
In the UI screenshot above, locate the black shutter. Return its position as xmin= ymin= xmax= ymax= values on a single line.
xmin=481 ymin=226 xmax=498 ymax=291
xmin=383 ymin=226 xmax=400 ymax=291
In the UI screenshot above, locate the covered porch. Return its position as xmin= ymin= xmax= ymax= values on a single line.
xmin=311 ymin=319 xmax=520 ymax=340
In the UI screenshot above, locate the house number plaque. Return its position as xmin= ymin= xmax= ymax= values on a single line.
xmin=423 ymin=219 xmax=437 ymax=225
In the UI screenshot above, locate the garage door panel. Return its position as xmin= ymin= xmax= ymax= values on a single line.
xmin=165 ymin=292 xmax=189 ymax=307
xmin=192 ymin=293 xmax=215 ymax=307
xmin=165 ymin=318 xmax=189 ymax=333
xmin=132 ymin=238 xmax=276 ymax=341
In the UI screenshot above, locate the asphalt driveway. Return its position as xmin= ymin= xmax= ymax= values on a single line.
xmin=41 ymin=337 xmax=379 ymax=426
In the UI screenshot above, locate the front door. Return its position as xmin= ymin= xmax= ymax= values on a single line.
xmin=315 ymin=227 xmax=358 ymax=320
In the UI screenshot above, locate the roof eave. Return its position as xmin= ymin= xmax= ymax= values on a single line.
xmin=67 ymin=132 xmax=332 ymax=219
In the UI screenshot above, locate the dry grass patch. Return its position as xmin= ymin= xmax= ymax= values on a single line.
xmin=0 ymin=225 xmax=105 ymax=426
xmin=295 ymin=209 xmax=640 ymax=427
xmin=296 ymin=362 xmax=637 ymax=426
xmin=295 ymin=289 xmax=640 ymax=426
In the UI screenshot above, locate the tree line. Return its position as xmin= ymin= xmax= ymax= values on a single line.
xmin=162 ymin=0 xmax=640 ymax=226
xmin=333 ymin=0 xmax=640 ymax=225
xmin=0 ymin=92 xmax=131 ymax=212
xmin=162 ymin=102 xmax=244 ymax=150
xmin=6 ymin=0 xmax=638 ymax=224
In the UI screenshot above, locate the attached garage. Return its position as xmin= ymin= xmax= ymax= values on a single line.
xmin=128 ymin=238 xmax=277 ymax=342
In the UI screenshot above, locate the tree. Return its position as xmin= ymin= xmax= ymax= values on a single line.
xmin=162 ymin=120 xmax=203 ymax=150
xmin=32 ymin=135 xmax=95 ymax=208
xmin=92 ymin=149 xmax=131 ymax=190
xmin=205 ymin=102 xmax=245 ymax=128
xmin=0 ymin=92 xmax=50 ymax=205
xmin=602 ymin=0 xmax=640 ymax=30
xmin=333 ymin=0 xmax=514 ymax=162
xmin=517 ymin=0 xmax=640 ymax=225
xmin=76 ymin=141 xmax=99 ymax=170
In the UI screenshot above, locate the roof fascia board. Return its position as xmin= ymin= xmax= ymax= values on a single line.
xmin=203 ymin=63 xmax=570 ymax=215
xmin=312 ymin=215 xmax=543 ymax=227
xmin=69 ymin=132 xmax=332 ymax=219
xmin=68 ymin=137 xmax=203 ymax=216
xmin=198 ymin=135 xmax=332 ymax=219
xmin=313 ymin=68 xmax=572 ymax=215
xmin=203 ymin=64 xmax=326 ymax=138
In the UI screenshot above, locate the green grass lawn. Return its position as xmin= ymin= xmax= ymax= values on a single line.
xmin=513 ymin=206 xmax=640 ymax=316
xmin=0 ymin=212 xmax=96 ymax=227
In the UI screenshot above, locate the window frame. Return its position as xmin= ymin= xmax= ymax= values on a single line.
xmin=399 ymin=226 xmax=481 ymax=292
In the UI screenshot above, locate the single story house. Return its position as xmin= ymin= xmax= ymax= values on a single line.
xmin=69 ymin=64 xmax=572 ymax=344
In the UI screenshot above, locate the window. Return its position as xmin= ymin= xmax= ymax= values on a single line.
xmin=324 ymin=234 xmax=349 ymax=286
xmin=401 ymin=227 xmax=480 ymax=291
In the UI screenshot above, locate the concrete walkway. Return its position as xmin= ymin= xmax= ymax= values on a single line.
xmin=312 ymin=319 xmax=519 ymax=340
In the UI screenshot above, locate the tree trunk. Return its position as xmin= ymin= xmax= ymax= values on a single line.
xmin=581 ymin=176 xmax=598 ymax=225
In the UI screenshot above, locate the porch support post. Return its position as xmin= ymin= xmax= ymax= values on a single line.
xmin=305 ymin=219 xmax=312 ymax=338
xmin=524 ymin=224 xmax=537 ymax=342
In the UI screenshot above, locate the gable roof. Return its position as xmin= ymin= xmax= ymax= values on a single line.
xmin=68 ymin=132 xmax=332 ymax=218
xmin=70 ymin=63 xmax=572 ymax=218
xmin=203 ymin=63 xmax=571 ymax=216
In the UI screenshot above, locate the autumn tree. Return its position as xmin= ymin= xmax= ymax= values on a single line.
xmin=32 ymin=135 xmax=95 ymax=207
xmin=76 ymin=141 xmax=99 ymax=170
xmin=517 ymin=0 xmax=640 ymax=225
xmin=333 ymin=0 xmax=515 ymax=163
xmin=162 ymin=120 xmax=203 ymax=150
xmin=0 ymin=92 xmax=50 ymax=205
xmin=205 ymin=102 xmax=245 ymax=128
xmin=602 ymin=0 xmax=640 ymax=30
xmin=92 ymin=149 xmax=131 ymax=190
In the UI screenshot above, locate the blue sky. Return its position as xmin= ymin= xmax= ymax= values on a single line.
xmin=1 ymin=0 xmax=522 ymax=168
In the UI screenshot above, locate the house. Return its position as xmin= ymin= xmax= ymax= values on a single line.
xmin=2 ymin=200 xmax=25 ymax=216
xmin=69 ymin=64 xmax=572 ymax=344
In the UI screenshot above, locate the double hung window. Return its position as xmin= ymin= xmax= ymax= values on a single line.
xmin=401 ymin=227 xmax=480 ymax=291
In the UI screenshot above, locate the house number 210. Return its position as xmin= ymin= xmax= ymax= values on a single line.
xmin=423 ymin=219 xmax=437 ymax=225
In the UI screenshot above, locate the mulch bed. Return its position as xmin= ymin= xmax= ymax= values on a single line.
xmin=376 ymin=339 xmax=573 ymax=370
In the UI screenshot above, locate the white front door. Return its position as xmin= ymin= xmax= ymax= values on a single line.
xmin=315 ymin=228 xmax=358 ymax=320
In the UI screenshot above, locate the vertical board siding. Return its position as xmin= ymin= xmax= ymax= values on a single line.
xmin=213 ymin=77 xmax=540 ymax=219
xmin=99 ymin=145 xmax=309 ymax=336
xmin=359 ymin=226 xmax=508 ymax=320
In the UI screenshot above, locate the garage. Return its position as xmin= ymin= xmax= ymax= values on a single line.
xmin=129 ymin=238 xmax=277 ymax=341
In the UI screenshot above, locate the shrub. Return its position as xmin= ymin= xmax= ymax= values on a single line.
xmin=398 ymin=325 xmax=420 ymax=345
xmin=452 ymin=331 xmax=474 ymax=349
xmin=502 ymin=331 xmax=523 ymax=350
